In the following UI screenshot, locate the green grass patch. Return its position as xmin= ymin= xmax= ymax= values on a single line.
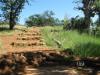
xmin=0 ymin=30 xmax=16 ymax=35
xmin=41 ymin=26 xmax=100 ymax=57
xmin=0 ymin=25 xmax=27 ymax=35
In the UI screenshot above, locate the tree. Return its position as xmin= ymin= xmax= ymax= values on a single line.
xmin=54 ymin=18 xmax=61 ymax=25
xmin=94 ymin=0 xmax=100 ymax=25
xmin=43 ymin=10 xmax=55 ymax=26
xmin=0 ymin=0 xmax=30 ymax=30
xmin=75 ymin=0 xmax=95 ymax=29
xmin=25 ymin=10 xmax=56 ymax=26
xmin=26 ymin=14 xmax=44 ymax=26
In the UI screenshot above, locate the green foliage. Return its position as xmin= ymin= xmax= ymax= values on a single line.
xmin=75 ymin=0 xmax=95 ymax=29
xmin=0 ymin=21 xmax=8 ymax=25
xmin=64 ymin=16 xmax=88 ymax=33
xmin=41 ymin=26 xmax=100 ymax=57
xmin=63 ymin=16 xmax=69 ymax=30
xmin=75 ymin=0 xmax=100 ymax=28
xmin=0 ymin=0 xmax=30 ymax=29
xmin=25 ymin=10 xmax=63 ymax=27
xmin=94 ymin=0 xmax=100 ymax=25
xmin=26 ymin=14 xmax=43 ymax=26
xmin=94 ymin=0 xmax=100 ymax=12
xmin=74 ymin=42 xmax=100 ymax=57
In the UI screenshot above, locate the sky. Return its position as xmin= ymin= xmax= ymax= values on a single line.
xmin=19 ymin=0 xmax=84 ymax=24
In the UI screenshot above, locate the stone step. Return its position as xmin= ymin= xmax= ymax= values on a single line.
xmin=11 ymin=42 xmax=46 ymax=47
xmin=11 ymin=39 xmax=43 ymax=44
xmin=21 ymin=30 xmax=40 ymax=34
xmin=20 ymin=29 xmax=40 ymax=33
xmin=16 ymin=37 xmax=43 ymax=41
xmin=16 ymin=36 xmax=42 ymax=40
xmin=17 ymin=33 xmax=41 ymax=36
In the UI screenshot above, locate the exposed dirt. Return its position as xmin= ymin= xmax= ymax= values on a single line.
xmin=0 ymin=27 xmax=57 ymax=54
xmin=0 ymin=27 xmax=100 ymax=75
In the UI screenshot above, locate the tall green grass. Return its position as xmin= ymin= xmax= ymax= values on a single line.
xmin=41 ymin=26 xmax=100 ymax=57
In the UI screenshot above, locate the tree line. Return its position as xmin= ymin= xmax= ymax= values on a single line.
xmin=63 ymin=0 xmax=100 ymax=35
xmin=0 ymin=0 xmax=100 ymax=30
xmin=25 ymin=10 xmax=63 ymax=27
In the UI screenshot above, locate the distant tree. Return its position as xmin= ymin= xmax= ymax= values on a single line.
xmin=43 ymin=10 xmax=55 ymax=26
xmin=64 ymin=16 xmax=89 ymax=32
xmin=26 ymin=14 xmax=44 ymax=26
xmin=0 ymin=0 xmax=30 ymax=30
xmin=25 ymin=10 xmax=56 ymax=26
xmin=54 ymin=18 xmax=61 ymax=25
xmin=73 ymin=17 xmax=86 ymax=32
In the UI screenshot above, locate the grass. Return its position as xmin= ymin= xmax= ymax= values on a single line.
xmin=0 ymin=25 xmax=100 ymax=57
xmin=0 ymin=30 xmax=16 ymax=35
xmin=0 ymin=25 xmax=27 ymax=35
xmin=41 ymin=26 xmax=100 ymax=57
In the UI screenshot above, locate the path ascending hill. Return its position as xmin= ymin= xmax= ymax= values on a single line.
xmin=0 ymin=27 xmax=57 ymax=53
xmin=0 ymin=27 xmax=100 ymax=75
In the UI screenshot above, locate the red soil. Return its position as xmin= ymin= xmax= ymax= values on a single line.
xmin=0 ymin=27 xmax=57 ymax=54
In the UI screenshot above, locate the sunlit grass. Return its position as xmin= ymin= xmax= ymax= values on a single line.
xmin=0 ymin=30 xmax=16 ymax=35
xmin=41 ymin=26 xmax=100 ymax=57
xmin=0 ymin=24 xmax=27 ymax=35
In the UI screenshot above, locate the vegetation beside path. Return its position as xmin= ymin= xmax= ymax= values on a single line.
xmin=0 ymin=25 xmax=100 ymax=57
xmin=41 ymin=26 xmax=100 ymax=57
xmin=0 ymin=26 xmax=100 ymax=75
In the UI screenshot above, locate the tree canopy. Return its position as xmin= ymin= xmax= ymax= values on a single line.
xmin=0 ymin=0 xmax=30 ymax=30
xmin=94 ymin=0 xmax=100 ymax=24
xmin=25 ymin=10 xmax=63 ymax=27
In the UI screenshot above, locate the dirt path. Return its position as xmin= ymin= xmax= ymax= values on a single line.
xmin=0 ymin=27 xmax=100 ymax=75
xmin=24 ymin=66 xmax=94 ymax=75
xmin=0 ymin=27 xmax=57 ymax=54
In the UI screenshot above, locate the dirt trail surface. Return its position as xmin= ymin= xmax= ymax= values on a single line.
xmin=0 ymin=27 xmax=100 ymax=75
xmin=0 ymin=27 xmax=57 ymax=54
xmin=24 ymin=66 xmax=97 ymax=75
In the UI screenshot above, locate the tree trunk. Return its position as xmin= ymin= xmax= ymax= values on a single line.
xmin=83 ymin=0 xmax=91 ymax=30
xmin=9 ymin=7 xmax=15 ymax=30
xmin=9 ymin=14 xmax=15 ymax=30
xmin=98 ymin=13 xmax=100 ymax=25
xmin=9 ymin=20 xmax=15 ymax=30
xmin=84 ymin=14 xmax=91 ymax=28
